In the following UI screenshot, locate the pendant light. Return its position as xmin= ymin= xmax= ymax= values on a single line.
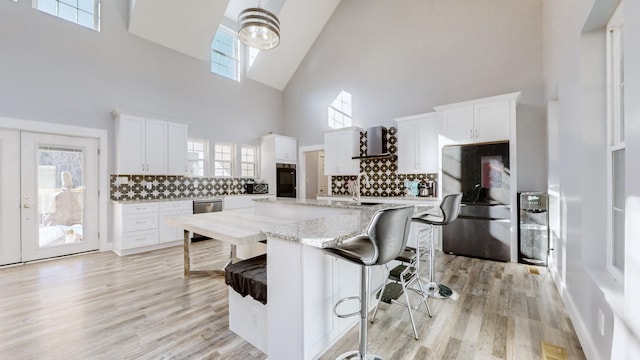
xmin=238 ymin=4 xmax=280 ymax=50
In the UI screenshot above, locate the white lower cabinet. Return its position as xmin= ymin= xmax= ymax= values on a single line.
xmin=159 ymin=201 xmax=193 ymax=243
xmin=113 ymin=200 xmax=192 ymax=255
xmin=267 ymin=237 xmax=384 ymax=360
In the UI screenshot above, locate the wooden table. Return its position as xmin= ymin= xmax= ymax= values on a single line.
xmin=165 ymin=209 xmax=294 ymax=277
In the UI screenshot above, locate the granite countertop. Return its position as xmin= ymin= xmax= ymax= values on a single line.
xmin=111 ymin=194 xmax=274 ymax=204
xmin=258 ymin=198 xmax=435 ymax=248
xmin=316 ymin=194 xmax=440 ymax=203
xmin=254 ymin=197 xmax=397 ymax=210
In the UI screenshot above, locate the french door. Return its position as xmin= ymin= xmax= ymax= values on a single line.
xmin=0 ymin=130 xmax=99 ymax=265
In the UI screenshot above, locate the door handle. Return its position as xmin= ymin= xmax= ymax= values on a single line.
xmin=23 ymin=204 xmax=30 ymax=208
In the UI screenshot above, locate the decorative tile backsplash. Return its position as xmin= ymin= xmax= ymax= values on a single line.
xmin=110 ymin=175 xmax=254 ymax=201
xmin=331 ymin=127 xmax=438 ymax=197
xmin=111 ymin=126 xmax=435 ymax=201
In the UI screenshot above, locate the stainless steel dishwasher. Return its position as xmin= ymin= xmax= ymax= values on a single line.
xmin=192 ymin=198 xmax=223 ymax=241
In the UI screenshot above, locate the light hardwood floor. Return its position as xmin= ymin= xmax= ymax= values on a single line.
xmin=0 ymin=241 xmax=584 ymax=360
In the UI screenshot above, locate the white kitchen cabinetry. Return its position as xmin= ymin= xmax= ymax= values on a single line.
xmin=274 ymin=136 xmax=297 ymax=163
xmin=395 ymin=112 xmax=439 ymax=174
xmin=113 ymin=202 xmax=159 ymax=254
xmin=167 ymin=122 xmax=188 ymax=175
xmin=115 ymin=113 xmax=167 ymax=174
xmin=324 ymin=127 xmax=362 ymax=175
xmin=114 ymin=112 xmax=188 ymax=175
xmin=407 ymin=221 xmax=441 ymax=252
xmin=158 ymin=201 xmax=193 ymax=243
xmin=268 ymin=238 xmax=363 ymax=360
xmin=113 ymin=200 xmax=192 ymax=255
xmin=260 ymin=134 xmax=298 ymax=196
xmin=262 ymin=134 xmax=297 ymax=164
xmin=435 ymin=92 xmax=520 ymax=144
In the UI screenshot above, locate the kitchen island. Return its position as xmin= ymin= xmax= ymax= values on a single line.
xmin=167 ymin=198 xmax=436 ymax=360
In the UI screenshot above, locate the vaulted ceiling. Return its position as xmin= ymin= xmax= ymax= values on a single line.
xmin=128 ymin=0 xmax=341 ymax=90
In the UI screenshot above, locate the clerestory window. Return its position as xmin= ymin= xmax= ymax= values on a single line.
xmin=211 ymin=26 xmax=239 ymax=81
xmin=328 ymin=91 xmax=353 ymax=129
xmin=34 ymin=0 xmax=100 ymax=31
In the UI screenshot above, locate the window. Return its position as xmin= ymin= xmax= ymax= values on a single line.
xmin=211 ymin=26 xmax=239 ymax=81
xmin=328 ymin=91 xmax=353 ymax=129
xmin=187 ymin=139 xmax=208 ymax=177
xmin=240 ymin=146 xmax=257 ymax=177
xmin=214 ymin=143 xmax=234 ymax=177
xmin=606 ymin=1 xmax=625 ymax=278
xmin=247 ymin=47 xmax=260 ymax=69
xmin=35 ymin=0 xmax=100 ymax=30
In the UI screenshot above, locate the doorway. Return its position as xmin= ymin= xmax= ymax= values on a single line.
xmin=301 ymin=149 xmax=328 ymax=200
xmin=0 ymin=129 xmax=100 ymax=265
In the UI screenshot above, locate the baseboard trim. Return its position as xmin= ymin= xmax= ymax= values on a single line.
xmin=561 ymin=285 xmax=602 ymax=360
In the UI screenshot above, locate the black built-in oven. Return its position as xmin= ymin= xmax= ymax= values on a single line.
xmin=276 ymin=163 xmax=296 ymax=198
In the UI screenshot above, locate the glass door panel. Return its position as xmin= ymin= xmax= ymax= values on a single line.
xmin=38 ymin=146 xmax=85 ymax=248
xmin=21 ymin=132 xmax=98 ymax=262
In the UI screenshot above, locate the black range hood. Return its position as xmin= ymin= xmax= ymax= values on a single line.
xmin=352 ymin=126 xmax=396 ymax=160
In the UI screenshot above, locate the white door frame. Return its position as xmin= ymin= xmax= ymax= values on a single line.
xmin=0 ymin=130 xmax=21 ymax=264
xmin=297 ymin=144 xmax=325 ymax=200
xmin=0 ymin=117 xmax=110 ymax=252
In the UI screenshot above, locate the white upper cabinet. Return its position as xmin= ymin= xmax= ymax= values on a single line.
xmin=440 ymin=107 xmax=474 ymax=143
xmin=273 ymin=135 xmax=297 ymax=163
xmin=167 ymin=122 xmax=188 ymax=175
xmin=324 ymin=127 xmax=361 ymax=176
xmin=473 ymin=100 xmax=511 ymax=142
xmin=115 ymin=114 xmax=147 ymax=174
xmin=395 ymin=112 xmax=439 ymax=174
xmin=144 ymin=119 xmax=168 ymax=174
xmin=435 ymin=92 xmax=520 ymax=144
xmin=114 ymin=112 xmax=188 ymax=175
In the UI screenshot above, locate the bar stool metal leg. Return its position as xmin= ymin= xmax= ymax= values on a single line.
xmin=424 ymin=224 xmax=452 ymax=299
xmin=336 ymin=266 xmax=382 ymax=360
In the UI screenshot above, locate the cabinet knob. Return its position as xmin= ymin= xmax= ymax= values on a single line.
xmin=470 ymin=129 xmax=473 ymax=139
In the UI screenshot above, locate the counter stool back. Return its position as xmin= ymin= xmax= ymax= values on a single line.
xmin=323 ymin=205 xmax=414 ymax=360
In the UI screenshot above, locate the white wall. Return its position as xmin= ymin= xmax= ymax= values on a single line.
xmin=0 ymin=0 xmax=284 ymax=172
xmin=543 ymin=0 xmax=640 ymax=358
xmin=622 ymin=0 xmax=640 ymax=358
xmin=283 ymin=0 xmax=547 ymax=192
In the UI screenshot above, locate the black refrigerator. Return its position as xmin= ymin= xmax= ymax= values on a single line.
xmin=441 ymin=142 xmax=511 ymax=262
